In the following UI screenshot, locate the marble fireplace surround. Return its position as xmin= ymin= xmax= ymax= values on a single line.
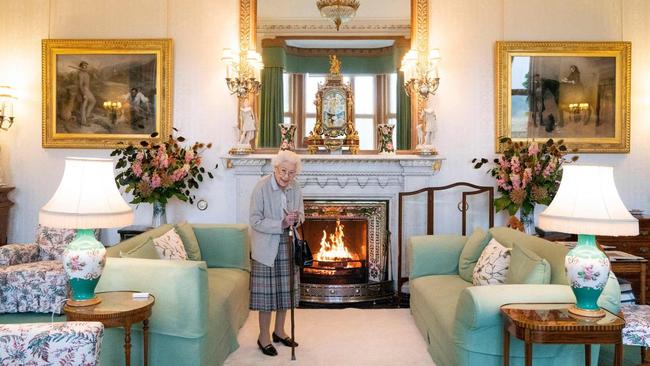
xmin=225 ymin=154 xmax=445 ymax=288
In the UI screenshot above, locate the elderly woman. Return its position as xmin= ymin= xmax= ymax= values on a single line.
xmin=249 ymin=150 xmax=303 ymax=357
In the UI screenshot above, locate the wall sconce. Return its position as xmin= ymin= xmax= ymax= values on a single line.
xmin=568 ymin=102 xmax=591 ymax=124
xmin=0 ymin=85 xmax=16 ymax=131
xmin=400 ymin=49 xmax=440 ymax=155
xmin=400 ymin=49 xmax=440 ymax=101
xmin=221 ymin=48 xmax=264 ymax=99
xmin=102 ymin=101 xmax=122 ymax=125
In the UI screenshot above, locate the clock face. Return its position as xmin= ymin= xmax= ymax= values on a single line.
xmin=197 ymin=199 xmax=208 ymax=211
xmin=322 ymin=90 xmax=346 ymax=129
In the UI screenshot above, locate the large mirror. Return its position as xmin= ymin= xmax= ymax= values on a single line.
xmin=240 ymin=0 xmax=429 ymax=152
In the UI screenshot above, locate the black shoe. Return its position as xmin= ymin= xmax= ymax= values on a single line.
xmin=272 ymin=332 xmax=299 ymax=347
xmin=257 ymin=340 xmax=278 ymax=356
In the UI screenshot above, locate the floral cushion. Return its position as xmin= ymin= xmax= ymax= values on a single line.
xmin=36 ymin=226 xmax=101 ymax=261
xmin=472 ymin=238 xmax=511 ymax=286
xmin=0 ymin=243 xmax=39 ymax=266
xmin=36 ymin=226 xmax=77 ymax=261
xmin=0 ymin=260 xmax=68 ymax=314
xmin=152 ymin=228 xmax=188 ymax=260
xmin=621 ymin=304 xmax=650 ymax=347
xmin=0 ymin=321 xmax=103 ymax=365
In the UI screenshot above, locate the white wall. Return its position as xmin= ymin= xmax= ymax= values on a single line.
xmin=0 ymin=0 xmax=647 ymax=244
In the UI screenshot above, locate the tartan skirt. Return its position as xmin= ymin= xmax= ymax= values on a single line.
xmin=250 ymin=230 xmax=300 ymax=311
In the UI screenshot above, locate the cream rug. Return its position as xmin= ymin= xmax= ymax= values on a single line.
xmin=224 ymin=308 xmax=435 ymax=366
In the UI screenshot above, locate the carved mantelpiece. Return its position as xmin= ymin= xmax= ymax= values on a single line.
xmin=224 ymin=154 xmax=443 ymax=289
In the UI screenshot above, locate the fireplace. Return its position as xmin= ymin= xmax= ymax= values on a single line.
xmin=300 ymin=200 xmax=392 ymax=304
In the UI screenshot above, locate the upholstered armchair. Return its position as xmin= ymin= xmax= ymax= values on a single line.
xmin=0 ymin=321 xmax=104 ymax=365
xmin=0 ymin=226 xmax=97 ymax=314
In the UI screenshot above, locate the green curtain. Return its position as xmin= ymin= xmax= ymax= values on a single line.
xmin=259 ymin=67 xmax=283 ymax=147
xmin=396 ymin=71 xmax=411 ymax=150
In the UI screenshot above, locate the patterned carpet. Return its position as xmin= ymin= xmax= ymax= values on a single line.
xmin=224 ymin=308 xmax=435 ymax=366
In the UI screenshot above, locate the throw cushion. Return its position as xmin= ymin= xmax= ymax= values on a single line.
xmin=36 ymin=225 xmax=77 ymax=261
xmin=472 ymin=238 xmax=511 ymax=286
xmin=175 ymin=222 xmax=202 ymax=261
xmin=0 ymin=260 xmax=68 ymax=314
xmin=506 ymin=242 xmax=551 ymax=284
xmin=120 ymin=238 xmax=161 ymax=260
xmin=458 ymin=228 xmax=492 ymax=282
xmin=152 ymin=228 xmax=188 ymax=260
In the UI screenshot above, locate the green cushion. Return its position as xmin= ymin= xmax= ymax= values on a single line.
xmin=193 ymin=225 xmax=250 ymax=271
xmin=506 ymin=242 xmax=552 ymax=284
xmin=458 ymin=228 xmax=492 ymax=282
xmin=120 ymin=238 xmax=160 ymax=259
xmin=175 ymin=222 xmax=202 ymax=261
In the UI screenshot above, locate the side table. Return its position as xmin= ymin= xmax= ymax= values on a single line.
xmin=610 ymin=258 xmax=647 ymax=304
xmin=117 ymin=225 xmax=153 ymax=241
xmin=501 ymin=303 xmax=625 ymax=366
xmin=64 ymin=291 xmax=155 ymax=366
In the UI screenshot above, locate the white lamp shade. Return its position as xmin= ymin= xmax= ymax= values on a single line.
xmin=539 ymin=165 xmax=638 ymax=236
xmin=39 ymin=157 xmax=134 ymax=229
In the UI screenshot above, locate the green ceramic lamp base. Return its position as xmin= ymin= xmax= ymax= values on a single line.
xmin=565 ymin=234 xmax=610 ymax=319
xmin=63 ymin=229 xmax=107 ymax=307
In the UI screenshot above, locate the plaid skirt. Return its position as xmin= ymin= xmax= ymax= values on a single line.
xmin=250 ymin=230 xmax=300 ymax=311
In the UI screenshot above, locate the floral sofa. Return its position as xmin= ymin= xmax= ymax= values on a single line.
xmin=0 ymin=226 xmax=88 ymax=314
xmin=0 ymin=321 xmax=104 ymax=365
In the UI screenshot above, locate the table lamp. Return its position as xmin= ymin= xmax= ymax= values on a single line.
xmin=539 ymin=165 xmax=638 ymax=317
xmin=39 ymin=157 xmax=133 ymax=306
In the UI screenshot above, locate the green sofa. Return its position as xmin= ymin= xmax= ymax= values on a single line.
xmin=408 ymin=227 xmax=621 ymax=366
xmin=0 ymin=223 xmax=251 ymax=366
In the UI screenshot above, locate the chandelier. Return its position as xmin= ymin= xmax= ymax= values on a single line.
xmin=221 ymin=48 xmax=264 ymax=98
xmin=316 ymin=0 xmax=360 ymax=31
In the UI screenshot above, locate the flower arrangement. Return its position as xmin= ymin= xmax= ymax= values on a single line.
xmin=472 ymin=137 xmax=578 ymax=217
xmin=111 ymin=130 xmax=216 ymax=205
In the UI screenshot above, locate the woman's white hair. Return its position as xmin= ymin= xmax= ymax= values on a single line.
xmin=271 ymin=150 xmax=302 ymax=173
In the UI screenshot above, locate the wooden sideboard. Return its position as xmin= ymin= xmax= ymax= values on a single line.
xmin=0 ymin=186 xmax=14 ymax=246
xmin=597 ymin=217 xmax=650 ymax=303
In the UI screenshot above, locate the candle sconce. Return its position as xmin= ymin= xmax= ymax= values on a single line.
xmin=0 ymin=86 xmax=16 ymax=131
xmin=102 ymin=101 xmax=122 ymax=125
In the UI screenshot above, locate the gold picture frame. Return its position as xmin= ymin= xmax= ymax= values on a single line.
xmin=42 ymin=39 xmax=173 ymax=148
xmin=495 ymin=41 xmax=631 ymax=153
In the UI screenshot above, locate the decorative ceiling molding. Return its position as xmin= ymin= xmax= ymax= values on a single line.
xmin=257 ymin=18 xmax=410 ymax=37
xmin=284 ymin=45 xmax=395 ymax=57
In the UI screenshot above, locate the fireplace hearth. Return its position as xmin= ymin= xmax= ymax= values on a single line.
xmin=300 ymin=200 xmax=392 ymax=304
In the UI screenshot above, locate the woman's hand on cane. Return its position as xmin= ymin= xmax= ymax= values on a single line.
xmin=282 ymin=209 xmax=299 ymax=228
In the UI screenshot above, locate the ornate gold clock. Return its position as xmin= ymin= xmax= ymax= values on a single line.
xmin=307 ymin=55 xmax=359 ymax=154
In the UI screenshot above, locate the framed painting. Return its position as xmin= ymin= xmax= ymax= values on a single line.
xmin=42 ymin=39 xmax=173 ymax=148
xmin=495 ymin=41 xmax=631 ymax=153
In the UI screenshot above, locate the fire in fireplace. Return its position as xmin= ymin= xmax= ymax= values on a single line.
xmin=300 ymin=201 xmax=392 ymax=304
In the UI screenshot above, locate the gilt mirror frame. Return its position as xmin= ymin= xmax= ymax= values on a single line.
xmin=239 ymin=0 xmax=428 ymax=153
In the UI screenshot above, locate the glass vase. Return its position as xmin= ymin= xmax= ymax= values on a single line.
xmin=519 ymin=206 xmax=536 ymax=236
xmin=152 ymin=201 xmax=167 ymax=227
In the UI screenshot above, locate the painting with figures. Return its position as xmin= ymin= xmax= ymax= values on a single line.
xmin=56 ymin=54 xmax=158 ymax=135
xmin=42 ymin=39 xmax=172 ymax=148
xmin=495 ymin=41 xmax=630 ymax=153
xmin=510 ymin=56 xmax=615 ymax=140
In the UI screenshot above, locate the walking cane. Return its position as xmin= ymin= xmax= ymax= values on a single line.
xmin=288 ymin=226 xmax=297 ymax=361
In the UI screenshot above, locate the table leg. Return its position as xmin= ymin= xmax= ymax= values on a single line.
xmin=143 ymin=319 xmax=149 ymax=366
xmin=525 ymin=342 xmax=532 ymax=366
xmin=614 ymin=342 xmax=623 ymax=366
xmin=503 ymin=323 xmax=509 ymax=366
xmin=584 ymin=344 xmax=591 ymax=366
xmin=124 ymin=324 xmax=132 ymax=366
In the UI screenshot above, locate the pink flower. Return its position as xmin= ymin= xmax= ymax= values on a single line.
xmin=132 ymin=162 xmax=142 ymax=177
xmin=171 ymin=168 xmax=187 ymax=182
xmin=184 ymin=150 xmax=194 ymax=163
xmin=522 ymin=168 xmax=533 ymax=188
xmin=136 ymin=152 xmax=144 ymax=161
xmin=510 ymin=156 xmax=521 ymax=174
xmin=543 ymin=160 xmax=557 ymax=178
xmin=150 ymin=174 xmax=162 ymax=189
xmin=528 ymin=143 xmax=540 ymax=156
xmin=498 ymin=156 xmax=510 ymax=169
xmin=510 ymin=173 xmax=521 ymax=191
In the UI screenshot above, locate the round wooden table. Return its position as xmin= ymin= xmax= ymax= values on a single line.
xmin=501 ymin=303 xmax=625 ymax=366
xmin=64 ymin=291 xmax=155 ymax=366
